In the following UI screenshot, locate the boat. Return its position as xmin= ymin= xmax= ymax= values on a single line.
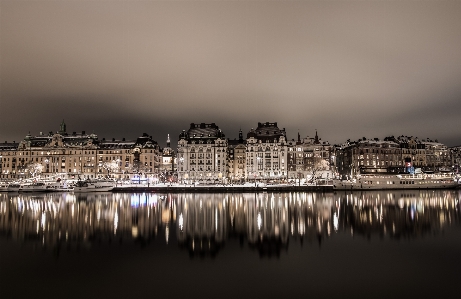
xmin=7 ymin=183 xmax=22 ymax=192
xmin=0 ymin=182 xmax=9 ymax=192
xmin=333 ymin=173 xmax=457 ymax=190
xmin=20 ymin=181 xmax=48 ymax=192
xmin=73 ymin=179 xmax=115 ymax=192
xmin=45 ymin=179 xmax=74 ymax=192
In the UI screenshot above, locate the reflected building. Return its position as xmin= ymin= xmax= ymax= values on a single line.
xmin=176 ymin=194 xmax=227 ymax=257
xmin=1 ymin=190 xmax=460 ymax=258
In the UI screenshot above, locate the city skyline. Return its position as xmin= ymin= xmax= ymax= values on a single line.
xmin=0 ymin=119 xmax=456 ymax=149
xmin=1 ymin=1 xmax=461 ymax=148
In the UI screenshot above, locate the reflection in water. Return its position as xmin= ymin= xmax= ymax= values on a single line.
xmin=0 ymin=191 xmax=460 ymax=257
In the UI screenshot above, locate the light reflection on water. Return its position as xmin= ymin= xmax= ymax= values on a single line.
xmin=0 ymin=190 xmax=460 ymax=257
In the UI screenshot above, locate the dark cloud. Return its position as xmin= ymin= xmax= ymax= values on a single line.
xmin=1 ymin=1 xmax=461 ymax=147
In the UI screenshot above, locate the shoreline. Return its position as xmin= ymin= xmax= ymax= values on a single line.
xmin=112 ymin=185 xmax=334 ymax=193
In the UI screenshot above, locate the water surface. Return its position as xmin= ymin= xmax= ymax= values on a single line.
xmin=1 ymin=191 xmax=460 ymax=298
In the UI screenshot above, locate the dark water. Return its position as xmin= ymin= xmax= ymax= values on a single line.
xmin=1 ymin=190 xmax=460 ymax=298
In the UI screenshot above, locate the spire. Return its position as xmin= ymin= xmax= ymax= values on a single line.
xmin=238 ymin=128 xmax=243 ymax=143
xmin=314 ymin=130 xmax=320 ymax=144
xmin=59 ymin=119 xmax=66 ymax=134
xmin=166 ymin=134 xmax=171 ymax=147
xmin=297 ymin=130 xmax=301 ymax=143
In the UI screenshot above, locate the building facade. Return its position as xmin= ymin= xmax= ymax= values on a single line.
xmin=227 ymin=129 xmax=246 ymax=183
xmin=0 ymin=121 xmax=161 ymax=180
xmin=335 ymin=135 xmax=452 ymax=178
xmin=177 ymin=123 xmax=228 ymax=184
xmin=245 ymin=122 xmax=288 ymax=182
xmin=287 ymin=131 xmax=333 ymax=183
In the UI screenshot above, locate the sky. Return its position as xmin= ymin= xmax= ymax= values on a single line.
xmin=1 ymin=0 xmax=461 ymax=148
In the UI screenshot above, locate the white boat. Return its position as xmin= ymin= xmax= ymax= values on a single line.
xmin=73 ymin=179 xmax=115 ymax=192
xmin=333 ymin=174 xmax=457 ymax=190
xmin=20 ymin=182 xmax=48 ymax=192
xmin=45 ymin=179 xmax=74 ymax=192
xmin=0 ymin=182 xmax=9 ymax=192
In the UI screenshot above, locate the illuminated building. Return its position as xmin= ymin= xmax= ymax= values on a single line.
xmin=335 ymin=135 xmax=452 ymax=177
xmin=177 ymin=123 xmax=228 ymax=184
xmin=245 ymin=122 xmax=288 ymax=183
xmin=0 ymin=121 xmax=161 ymax=180
xmin=287 ymin=130 xmax=333 ymax=183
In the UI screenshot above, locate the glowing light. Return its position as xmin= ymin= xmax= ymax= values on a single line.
xmin=257 ymin=212 xmax=262 ymax=230
xmin=132 ymin=226 xmax=138 ymax=238
xmin=333 ymin=212 xmax=338 ymax=231
xmin=215 ymin=209 xmax=218 ymax=231
xmin=114 ymin=211 xmax=118 ymax=235
xmin=41 ymin=213 xmax=46 ymax=228
xmin=179 ymin=213 xmax=184 ymax=231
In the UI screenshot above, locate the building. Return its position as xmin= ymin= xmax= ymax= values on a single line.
xmin=159 ymin=134 xmax=176 ymax=183
xmin=335 ymin=135 xmax=452 ymax=178
xmin=450 ymin=146 xmax=461 ymax=173
xmin=98 ymin=133 xmax=161 ymax=180
xmin=0 ymin=121 xmax=161 ymax=181
xmin=245 ymin=122 xmax=287 ymax=182
xmin=227 ymin=129 xmax=246 ymax=183
xmin=287 ymin=131 xmax=333 ymax=183
xmin=0 ymin=141 xmax=19 ymax=179
xmin=177 ymin=123 xmax=228 ymax=184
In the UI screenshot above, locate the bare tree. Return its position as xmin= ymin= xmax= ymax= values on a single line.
xmin=305 ymin=157 xmax=330 ymax=184
xmin=126 ymin=161 xmax=150 ymax=174
xmin=100 ymin=159 xmax=120 ymax=176
xmin=27 ymin=163 xmax=44 ymax=177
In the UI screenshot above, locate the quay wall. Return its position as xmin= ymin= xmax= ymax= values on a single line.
xmin=112 ymin=185 xmax=334 ymax=193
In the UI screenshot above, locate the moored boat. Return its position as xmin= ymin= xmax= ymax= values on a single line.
xmin=333 ymin=173 xmax=457 ymax=190
xmin=7 ymin=183 xmax=22 ymax=192
xmin=0 ymin=182 xmax=9 ymax=192
xmin=73 ymin=179 xmax=115 ymax=192
xmin=20 ymin=182 xmax=48 ymax=192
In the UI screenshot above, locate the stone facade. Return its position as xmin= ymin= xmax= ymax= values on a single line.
xmin=287 ymin=131 xmax=333 ymax=183
xmin=335 ymin=136 xmax=452 ymax=178
xmin=245 ymin=122 xmax=288 ymax=182
xmin=177 ymin=123 xmax=228 ymax=184
xmin=0 ymin=121 xmax=161 ymax=180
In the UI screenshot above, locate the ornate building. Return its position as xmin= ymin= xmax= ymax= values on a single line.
xmin=98 ymin=133 xmax=161 ymax=180
xmin=335 ymin=135 xmax=452 ymax=178
xmin=0 ymin=121 xmax=161 ymax=180
xmin=287 ymin=131 xmax=333 ymax=183
xmin=245 ymin=122 xmax=287 ymax=182
xmin=177 ymin=123 xmax=228 ymax=184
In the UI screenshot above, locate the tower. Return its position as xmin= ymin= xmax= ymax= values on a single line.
xmin=314 ymin=130 xmax=320 ymax=144
xmin=59 ymin=119 xmax=66 ymax=134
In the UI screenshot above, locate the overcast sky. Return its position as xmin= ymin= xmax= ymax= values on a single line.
xmin=1 ymin=0 xmax=461 ymax=147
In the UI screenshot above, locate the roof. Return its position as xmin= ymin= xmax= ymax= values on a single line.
xmin=179 ymin=123 xmax=225 ymax=141
xmin=247 ymin=122 xmax=286 ymax=142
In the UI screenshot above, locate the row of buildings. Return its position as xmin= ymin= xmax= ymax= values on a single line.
xmin=1 ymin=120 xmax=460 ymax=183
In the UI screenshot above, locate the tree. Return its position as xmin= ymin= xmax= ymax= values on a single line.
xmin=27 ymin=163 xmax=44 ymax=177
xmin=100 ymin=159 xmax=120 ymax=176
xmin=305 ymin=157 xmax=330 ymax=184
xmin=126 ymin=161 xmax=150 ymax=174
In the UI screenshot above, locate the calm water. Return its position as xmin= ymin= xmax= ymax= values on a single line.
xmin=1 ymin=190 xmax=460 ymax=298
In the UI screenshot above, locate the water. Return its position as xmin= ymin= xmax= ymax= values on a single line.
xmin=1 ymin=190 xmax=460 ymax=298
